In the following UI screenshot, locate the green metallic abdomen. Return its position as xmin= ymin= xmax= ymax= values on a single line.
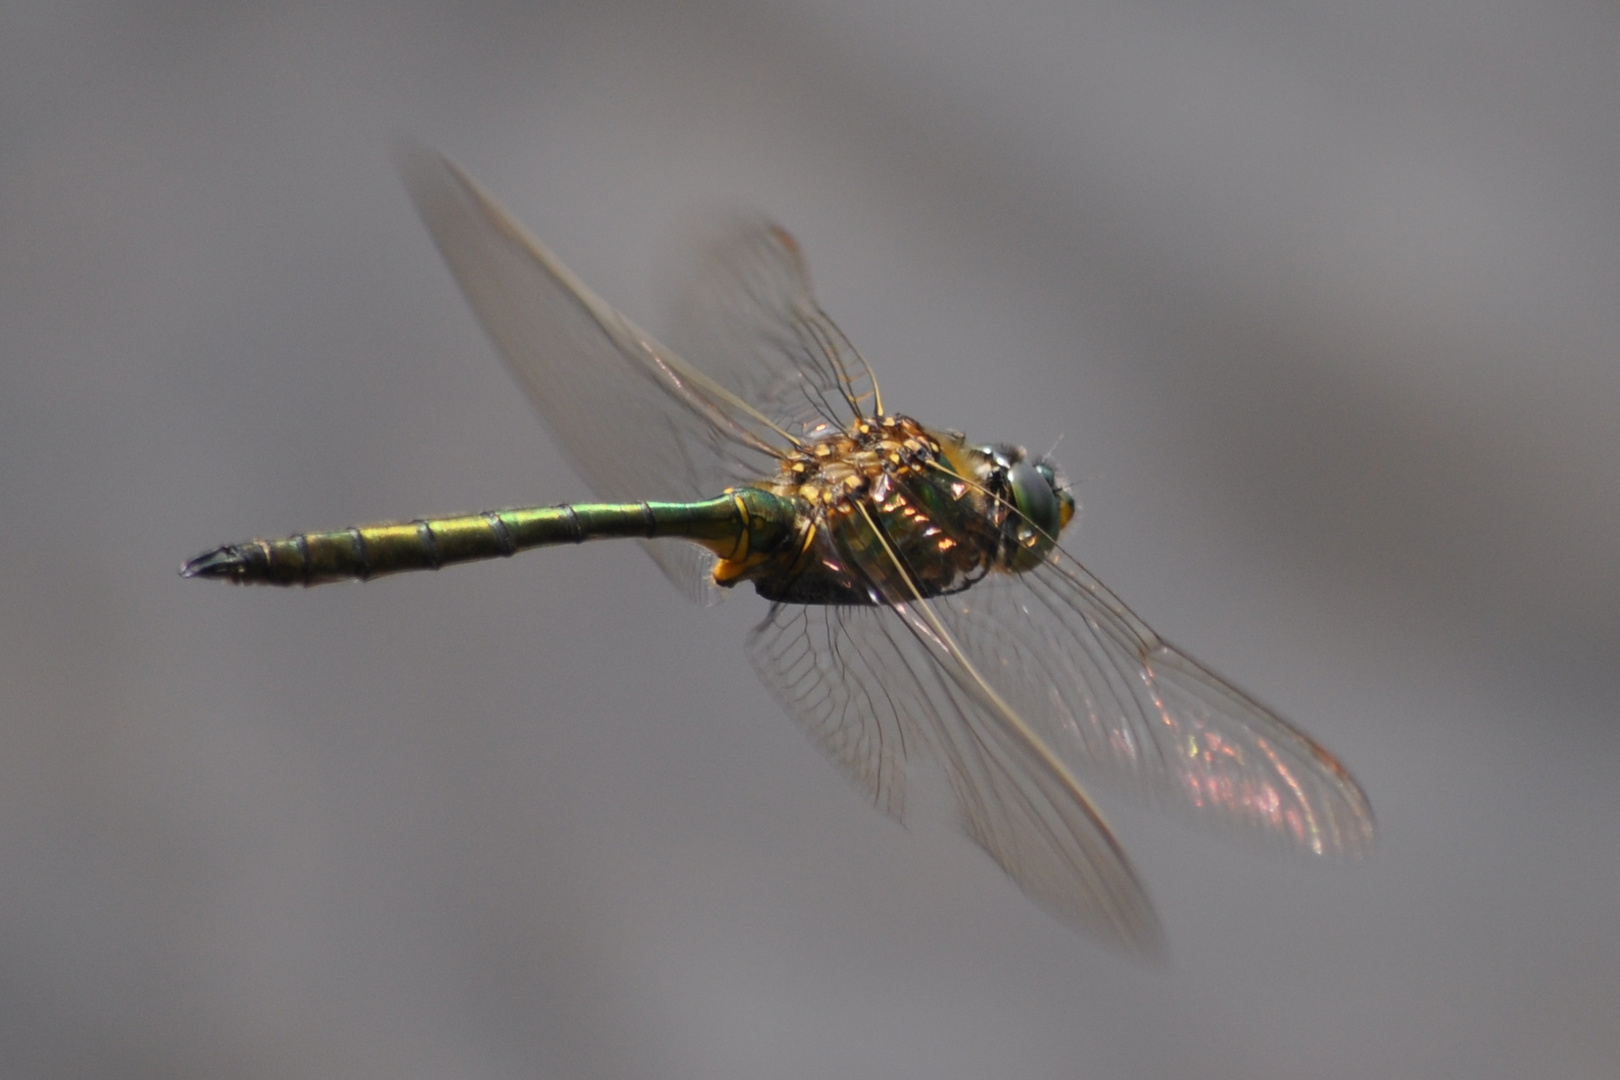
xmin=184 ymin=489 xmax=799 ymax=587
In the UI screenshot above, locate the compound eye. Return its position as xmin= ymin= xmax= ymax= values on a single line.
xmin=1034 ymin=458 xmax=1075 ymax=532
xmin=1008 ymin=458 xmax=1060 ymax=537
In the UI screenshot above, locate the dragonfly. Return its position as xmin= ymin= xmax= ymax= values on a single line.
xmin=185 ymin=146 xmax=1374 ymax=958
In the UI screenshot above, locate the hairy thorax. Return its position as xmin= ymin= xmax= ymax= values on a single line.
xmin=715 ymin=414 xmax=1009 ymax=605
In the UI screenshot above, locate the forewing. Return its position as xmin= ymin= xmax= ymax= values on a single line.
xmin=396 ymin=146 xmax=795 ymax=599
xmin=881 ymin=593 xmax=1163 ymax=957
xmin=927 ymin=547 xmax=1376 ymax=858
xmin=750 ymin=516 xmax=1162 ymax=956
xmin=670 ymin=216 xmax=882 ymax=438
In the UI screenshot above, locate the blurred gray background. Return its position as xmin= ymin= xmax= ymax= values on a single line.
xmin=3 ymin=1 xmax=1618 ymax=1076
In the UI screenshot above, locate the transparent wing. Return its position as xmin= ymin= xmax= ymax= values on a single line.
xmin=926 ymin=543 xmax=1376 ymax=858
xmin=750 ymin=538 xmax=1164 ymax=958
xmin=669 ymin=215 xmax=882 ymax=439
xmin=749 ymin=603 xmax=915 ymax=820
xmin=396 ymin=145 xmax=798 ymax=598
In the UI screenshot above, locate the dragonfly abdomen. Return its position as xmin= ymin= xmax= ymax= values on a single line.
xmin=183 ymin=490 xmax=800 ymax=587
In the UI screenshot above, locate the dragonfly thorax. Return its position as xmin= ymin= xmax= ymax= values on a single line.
xmin=716 ymin=415 xmax=1072 ymax=605
xmin=775 ymin=414 xmax=945 ymax=512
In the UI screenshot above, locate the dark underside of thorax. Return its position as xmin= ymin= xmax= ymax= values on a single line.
xmin=725 ymin=415 xmax=1009 ymax=606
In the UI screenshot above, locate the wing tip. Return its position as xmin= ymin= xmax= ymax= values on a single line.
xmin=1033 ymin=872 xmax=1168 ymax=964
xmin=390 ymin=135 xmax=448 ymax=199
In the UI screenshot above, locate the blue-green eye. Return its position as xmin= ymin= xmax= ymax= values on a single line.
xmin=1001 ymin=457 xmax=1070 ymax=571
xmin=1034 ymin=459 xmax=1075 ymax=533
xmin=1008 ymin=459 xmax=1060 ymax=538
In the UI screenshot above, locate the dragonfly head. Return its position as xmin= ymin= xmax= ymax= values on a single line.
xmin=983 ymin=444 xmax=1075 ymax=571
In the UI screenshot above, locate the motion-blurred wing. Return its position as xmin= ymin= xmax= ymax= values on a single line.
xmin=670 ymin=215 xmax=882 ymax=438
xmin=396 ymin=145 xmax=796 ymax=599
